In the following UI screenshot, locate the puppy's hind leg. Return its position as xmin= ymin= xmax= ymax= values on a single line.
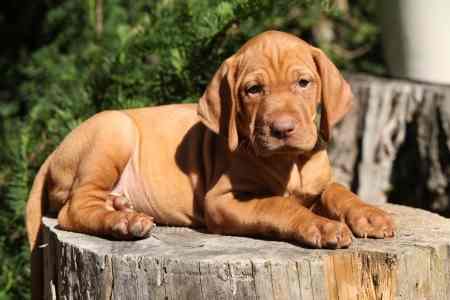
xmin=106 ymin=193 xmax=155 ymax=238
xmin=55 ymin=111 xmax=154 ymax=239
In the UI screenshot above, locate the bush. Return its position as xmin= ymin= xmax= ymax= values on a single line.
xmin=0 ymin=0 xmax=381 ymax=297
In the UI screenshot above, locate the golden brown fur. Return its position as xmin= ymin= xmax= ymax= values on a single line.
xmin=26 ymin=30 xmax=394 ymax=297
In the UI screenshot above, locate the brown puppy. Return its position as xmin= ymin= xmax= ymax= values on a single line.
xmin=26 ymin=31 xmax=394 ymax=253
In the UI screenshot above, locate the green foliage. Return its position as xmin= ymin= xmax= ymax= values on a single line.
xmin=0 ymin=0 xmax=382 ymax=297
xmin=0 ymin=122 xmax=33 ymax=299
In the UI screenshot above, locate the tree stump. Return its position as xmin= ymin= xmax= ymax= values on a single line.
xmin=42 ymin=204 xmax=450 ymax=300
xmin=331 ymin=74 xmax=450 ymax=215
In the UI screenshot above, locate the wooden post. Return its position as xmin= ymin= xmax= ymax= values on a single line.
xmin=331 ymin=74 xmax=450 ymax=214
xmin=41 ymin=204 xmax=450 ymax=299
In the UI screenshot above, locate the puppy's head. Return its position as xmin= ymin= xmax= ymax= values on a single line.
xmin=198 ymin=30 xmax=353 ymax=156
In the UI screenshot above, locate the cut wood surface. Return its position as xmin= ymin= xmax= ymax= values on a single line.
xmin=42 ymin=204 xmax=450 ymax=300
xmin=332 ymin=74 xmax=450 ymax=215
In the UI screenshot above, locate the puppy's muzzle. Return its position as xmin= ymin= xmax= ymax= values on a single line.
xmin=270 ymin=114 xmax=297 ymax=139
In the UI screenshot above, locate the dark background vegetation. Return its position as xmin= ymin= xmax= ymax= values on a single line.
xmin=0 ymin=0 xmax=383 ymax=298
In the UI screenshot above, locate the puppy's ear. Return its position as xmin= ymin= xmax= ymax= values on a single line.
xmin=312 ymin=47 xmax=353 ymax=142
xmin=198 ymin=57 xmax=239 ymax=151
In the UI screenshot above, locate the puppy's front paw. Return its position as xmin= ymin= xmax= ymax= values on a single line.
xmin=346 ymin=205 xmax=395 ymax=239
xmin=296 ymin=218 xmax=353 ymax=249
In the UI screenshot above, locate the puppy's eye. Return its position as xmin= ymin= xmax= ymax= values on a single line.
xmin=247 ymin=84 xmax=263 ymax=95
xmin=298 ymin=79 xmax=310 ymax=88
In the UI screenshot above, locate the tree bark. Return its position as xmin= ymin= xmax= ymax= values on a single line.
xmin=331 ymin=74 xmax=450 ymax=215
xmin=42 ymin=204 xmax=450 ymax=300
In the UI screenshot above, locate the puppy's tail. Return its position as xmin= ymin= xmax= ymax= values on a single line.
xmin=26 ymin=151 xmax=54 ymax=251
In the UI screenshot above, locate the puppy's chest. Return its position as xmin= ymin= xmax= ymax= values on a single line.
xmin=283 ymin=161 xmax=332 ymax=203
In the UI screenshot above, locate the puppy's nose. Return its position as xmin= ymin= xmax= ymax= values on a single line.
xmin=270 ymin=115 xmax=297 ymax=139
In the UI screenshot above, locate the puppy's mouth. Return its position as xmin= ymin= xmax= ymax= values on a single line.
xmin=252 ymin=126 xmax=318 ymax=156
